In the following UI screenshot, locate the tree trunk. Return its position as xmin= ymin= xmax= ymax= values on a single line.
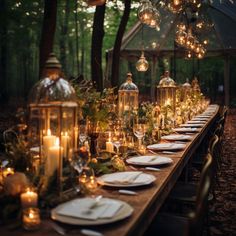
xmin=59 ymin=0 xmax=70 ymax=75
xmin=39 ymin=0 xmax=57 ymax=78
xmin=74 ymin=0 xmax=80 ymax=76
xmin=91 ymin=4 xmax=106 ymax=92
xmin=111 ymin=0 xmax=131 ymax=88
xmin=0 ymin=0 xmax=8 ymax=103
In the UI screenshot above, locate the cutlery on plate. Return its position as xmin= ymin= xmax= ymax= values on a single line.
xmin=82 ymin=195 xmax=103 ymax=214
xmin=118 ymin=189 xmax=137 ymax=195
xmin=145 ymin=167 xmax=161 ymax=171
xmin=81 ymin=229 xmax=104 ymax=236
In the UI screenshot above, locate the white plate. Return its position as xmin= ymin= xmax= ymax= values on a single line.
xmin=180 ymin=123 xmax=204 ymax=128
xmin=161 ymin=134 xmax=192 ymax=141
xmin=173 ymin=127 xmax=198 ymax=133
xmin=147 ymin=143 xmax=186 ymax=151
xmin=126 ymin=155 xmax=173 ymax=166
xmin=51 ymin=198 xmax=133 ymax=225
xmin=97 ymin=171 xmax=156 ymax=187
xmin=191 ymin=117 xmax=209 ymax=121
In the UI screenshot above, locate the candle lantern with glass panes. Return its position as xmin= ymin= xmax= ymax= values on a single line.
xmin=118 ymin=72 xmax=139 ymax=125
xmin=27 ymin=53 xmax=78 ymax=194
xmin=157 ymin=71 xmax=177 ymax=112
xmin=182 ymin=78 xmax=192 ymax=102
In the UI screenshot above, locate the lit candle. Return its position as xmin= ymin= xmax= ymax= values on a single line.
xmin=21 ymin=187 xmax=38 ymax=208
xmin=139 ymin=145 xmax=146 ymax=155
xmin=87 ymin=176 xmax=98 ymax=192
xmin=22 ymin=207 xmax=41 ymax=231
xmin=61 ymin=132 xmax=71 ymax=158
xmin=43 ymin=129 xmax=56 ymax=155
xmin=46 ymin=138 xmax=63 ymax=177
xmin=2 ymin=167 xmax=14 ymax=178
xmin=106 ymin=132 xmax=114 ymax=153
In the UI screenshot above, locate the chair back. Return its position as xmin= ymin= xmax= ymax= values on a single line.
xmin=189 ymin=153 xmax=213 ymax=236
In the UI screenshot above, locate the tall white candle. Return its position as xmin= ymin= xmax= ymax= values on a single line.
xmin=43 ymin=129 xmax=56 ymax=155
xmin=61 ymin=132 xmax=71 ymax=158
xmin=21 ymin=188 xmax=38 ymax=208
xmin=106 ymin=132 xmax=114 ymax=153
xmin=46 ymin=138 xmax=63 ymax=177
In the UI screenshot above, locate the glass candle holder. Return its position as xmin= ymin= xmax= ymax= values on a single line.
xmin=139 ymin=144 xmax=146 ymax=155
xmin=21 ymin=187 xmax=38 ymax=208
xmin=22 ymin=207 xmax=41 ymax=231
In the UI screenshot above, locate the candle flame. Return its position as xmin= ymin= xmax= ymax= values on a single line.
xmin=29 ymin=212 xmax=34 ymax=219
xmin=55 ymin=137 xmax=59 ymax=147
xmin=47 ymin=129 xmax=51 ymax=136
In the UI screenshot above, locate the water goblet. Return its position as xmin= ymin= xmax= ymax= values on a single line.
xmin=133 ymin=122 xmax=146 ymax=148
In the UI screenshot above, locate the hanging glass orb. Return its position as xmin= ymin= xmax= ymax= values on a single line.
xmin=136 ymin=51 xmax=149 ymax=72
xmin=167 ymin=0 xmax=183 ymax=13
xmin=138 ymin=0 xmax=154 ymax=25
xmin=194 ymin=43 xmax=201 ymax=53
xmin=186 ymin=50 xmax=193 ymax=59
xmin=185 ymin=29 xmax=195 ymax=49
xmin=149 ymin=8 xmax=161 ymax=29
xmin=85 ymin=0 xmax=106 ymax=6
xmin=175 ymin=30 xmax=187 ymax=46
xmin=177 ymin=22 xmax=186 ymax=31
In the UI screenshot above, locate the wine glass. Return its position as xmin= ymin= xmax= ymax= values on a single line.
xmin=111 ymin=130 xmax=125 ymax=154
xmin=70 ymin=152 xmax=86 ymax=194
xmin=133 ymin=122 xmax=146 ymax=148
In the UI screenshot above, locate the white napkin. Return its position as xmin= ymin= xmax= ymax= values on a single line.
xmin=127 ymin=155 xmax=172 ymax=165
xmin=102 ymin=171 xmax=143 ymax=184
xmin=180 ymin=124 xmax=203 ymax=127
xmin=148 ymin=143 xmax=173 ymax=149
xmin=57 ymin=198 xmax=122 ymax=220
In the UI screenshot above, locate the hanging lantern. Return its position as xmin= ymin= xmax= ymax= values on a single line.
xmin=167 ymin=0 xmax=183 ymax=13
xmin=28 ymin=53 xmax=78 ymax=194
xmin=118 ymin=72 xmax=139 ymax=120
xmin=149 ymin=8 xmax=161 ymax=29
xmin=182 ymin=79 xmax=192 ymax=101
xmin=138 ymin=0 xmax=154 ymax=25
xmin=136 ymin=51 xmax=149 ymax=72
xmin=86 ymin=0 xmax=106 ymax=6
xmin=157 ymin=71 xmax=177 ymax=112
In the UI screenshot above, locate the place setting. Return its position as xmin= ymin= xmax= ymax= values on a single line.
xmin=179 ymin=123 xmax=204 ymax=128
xmin=51 ymin=196 xmax=134 ymax=226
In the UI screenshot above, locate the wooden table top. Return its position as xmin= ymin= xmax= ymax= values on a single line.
xmin=0 ymin=105 xmax=220 ymax=236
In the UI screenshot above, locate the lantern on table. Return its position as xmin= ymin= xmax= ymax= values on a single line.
xmin=157 ymin=71 xmax=177 ymax=111
xmin=28 ymin=53 xmax=78 ymax=194
xmin=118 ymin=72 xmax=139 ymax=125
xmin=157 ymin=71 xmax=177 ymax=130
xmin=182 ymin=79 xmax=192 ymax=102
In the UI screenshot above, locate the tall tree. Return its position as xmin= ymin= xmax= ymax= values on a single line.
xmin=39 ymin=0 xmax=57 ymax=77
xmin=59 ymin=0 xmax=70 ymax=75
xmin=91 ymin=4 xmax=106 ymax=92
xmin=111 ymin=0 xmax=131 ymax=88
xmin=0 ymin=0 xmax=8 ymax=103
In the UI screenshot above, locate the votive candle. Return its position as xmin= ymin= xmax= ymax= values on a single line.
xmin=21 ymin=188 xmax=38 ymax=208
xmin=22 ymin=207 xmax=41 ymax=231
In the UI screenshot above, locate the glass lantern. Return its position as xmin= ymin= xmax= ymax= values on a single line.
xmin=156 ymin=71 xmax=177 ymax=112
xmin=182 ymin=79 xmax=192 ymax=102
xmin=138 ymin=0 xmax=154 ymax=25
xmin=136 ymin=51 xmax=149 ymax=72
xmin=28 ymin=53 xmax=78 ymax=194
xmin=118 ymin=72 xmax=139 ymax=124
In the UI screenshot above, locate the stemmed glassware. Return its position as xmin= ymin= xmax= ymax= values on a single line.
xmin=70 ymin=151 xmax=86 ymax=194
xmin=111 ymin=130 xmax=125 ymax=154
xmin=133 ymin=120 xmax=146 ymax=148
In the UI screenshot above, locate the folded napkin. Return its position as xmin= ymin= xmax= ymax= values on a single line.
xmin=57 ymin=198 xmax=122 ymax=220
xmin=102 ymin=171 xmax=143 ymax=185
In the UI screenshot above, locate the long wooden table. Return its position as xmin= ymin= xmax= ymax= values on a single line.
xmin=0 ymin=105 xmax=220 ymax=236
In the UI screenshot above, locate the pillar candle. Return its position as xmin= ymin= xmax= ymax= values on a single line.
xmin=43 ymin=129 xmax=56 ymax=155
xmin=46 ymin=138 xmax=63 ymax=177
xmin=61 ymin=132 xmax=71 ymax=158
xmin=106 ymin=132 xmax=114 ymax=152
xmin=20 ymin=188 xmax=38 ymax=208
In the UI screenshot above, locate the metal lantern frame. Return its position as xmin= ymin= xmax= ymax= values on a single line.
xmin=28 ymin=53 xmax=78 ymax=195
xmin=118 ymin=73 xmax=139 ymax=122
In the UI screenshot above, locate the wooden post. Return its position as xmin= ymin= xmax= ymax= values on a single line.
xmin=224 ymin=55 xmax=230 ymax=106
